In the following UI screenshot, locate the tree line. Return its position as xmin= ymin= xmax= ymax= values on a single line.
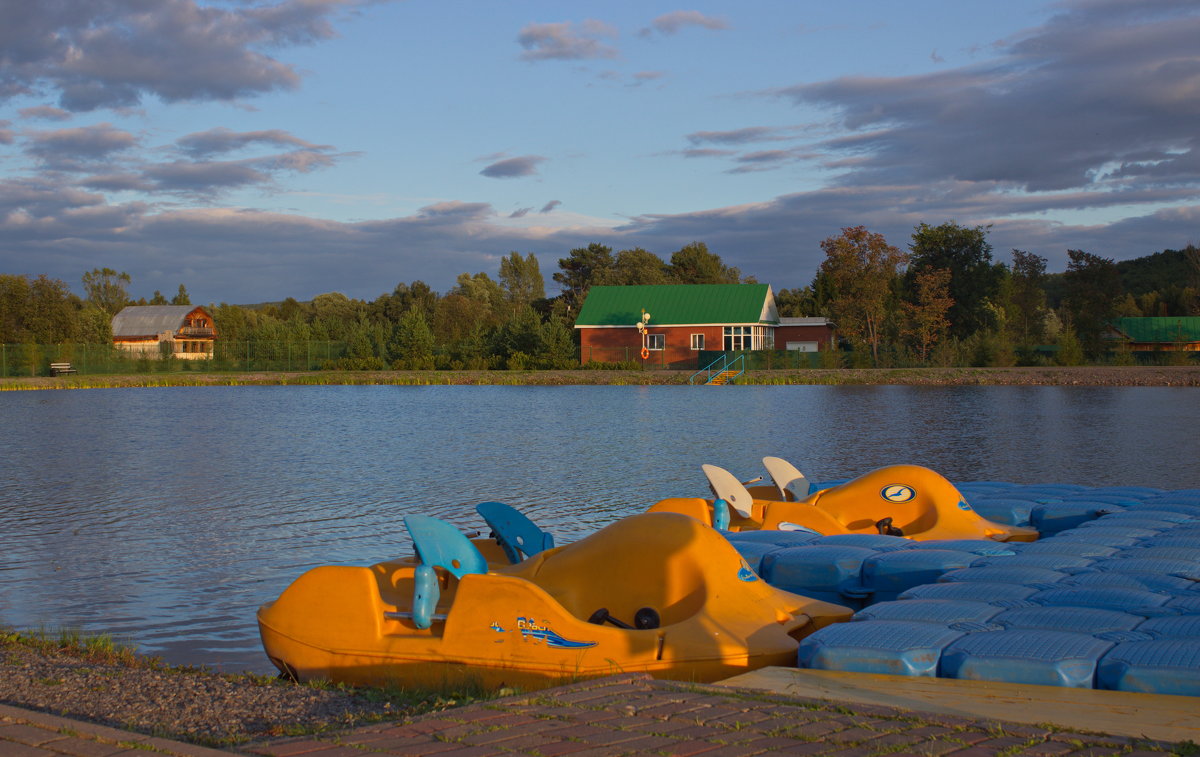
xmin=2 ymin=227 xmax=1197 ymax=371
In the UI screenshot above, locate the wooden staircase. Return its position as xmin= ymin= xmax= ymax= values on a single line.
xmin=707 ymin=369 xmax=740 ymax=385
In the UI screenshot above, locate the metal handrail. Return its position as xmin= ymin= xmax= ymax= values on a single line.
xmin=688 ymin=352 xmax=746 ymax=385
xmin=688 ymin=353 xmax=726 ymax=384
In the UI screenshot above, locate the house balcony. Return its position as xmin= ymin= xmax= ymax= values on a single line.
xmin=177 ymin=327 xmax=216 ymax=338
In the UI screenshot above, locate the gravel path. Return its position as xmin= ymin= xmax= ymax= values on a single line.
xmin=0 ymin=638 xmax=465 ymax=746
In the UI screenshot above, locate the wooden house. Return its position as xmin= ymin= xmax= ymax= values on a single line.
xmin=111 ymin=305 xmax=217 ymax=359
xmin=574 ymin=284 xmax=787 ymax=366
xmin=1104 ymin=317 xmax=1200 ymax=352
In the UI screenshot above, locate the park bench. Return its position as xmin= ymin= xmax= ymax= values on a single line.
xmin=49 ymin=362 xmax=77 ymax=376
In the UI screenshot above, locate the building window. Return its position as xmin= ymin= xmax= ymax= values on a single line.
xmin=690 ymin=334 xmax=704 ymax=350
xmin=723 ymin=326 xmax=771 ymax=350
xmin=646 ymin=334 xmax=665 ymax=351
xmin=723 ymin=326 xmax=750 ymax=350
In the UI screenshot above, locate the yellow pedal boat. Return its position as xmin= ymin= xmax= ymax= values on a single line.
xmin=257 ymin=511 xmax=853 ymax=689
xmin=650 ymin=460 xmax=1038 ymax=542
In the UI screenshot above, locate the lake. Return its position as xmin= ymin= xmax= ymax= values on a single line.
xmin=2 ymin=384 xmax=1198 ymax=673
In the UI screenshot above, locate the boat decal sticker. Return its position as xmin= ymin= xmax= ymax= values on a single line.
xmin=957 ymin=500 xmax=973 ymax=511
xmin=516 ymin=617 xmax=596 ymax=649
xmin=737 ymin=561 xmax=759 ymax=582
xmin=881 ymin=484 xmax=916 ymax=503
xmin=489 ymin=622 xmax=506 ymax=633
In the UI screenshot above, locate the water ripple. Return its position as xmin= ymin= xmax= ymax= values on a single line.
xmin=2 ymin=384 xmax=1198 ymax=673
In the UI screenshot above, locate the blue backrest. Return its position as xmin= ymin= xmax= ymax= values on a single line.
xmin=403 ymin=514 xmax=489 ymax=629
xmin=476 ymin=501 xmax=555 ymax=564
xmin=405 ymin=514 xmax=489 ymax=578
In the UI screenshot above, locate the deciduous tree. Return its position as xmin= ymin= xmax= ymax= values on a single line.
xmin=902 ymin=267 xmax=953 ymax=361
xmin=498 ymin=252 xmax=545 ymax=309
xmin=81 ymin=268 xmax=131 ymax=316
xmin=609 ymin=247 xmax=670 ymax=285
xmin=908 ymin=222 xmax=1002 ymax=340
xmin=816 ymin=226 xmax=908 ymax=364
xmin=1063 ymin=249 xmax=1122 ymax=357
xmin=667 ymin=242 xmax=741 ymax=284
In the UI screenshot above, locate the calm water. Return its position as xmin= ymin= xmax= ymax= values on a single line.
xmin=2 ymin=384 xmax=1198 ymax=672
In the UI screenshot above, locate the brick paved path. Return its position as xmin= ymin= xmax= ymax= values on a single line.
xmin=244 ymin=674 xmax=1178 ymax=757
xmin=0 ymin=702 xmax=233 ymax=757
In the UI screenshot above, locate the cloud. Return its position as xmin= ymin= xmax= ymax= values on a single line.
xmin=681 ymin=148 xmax=736 ymax=159
xmin=19 ymin=105 xmax=71 ymax=121
xmin=0 ymin=0 xmax=364 ymax=112
xmin=517 ymin=21 xmax=619 ymax=61
xmin=509 ymin=207 xmax=532 ymax=218
xmin=769 ymin=0 xmax=1200 ymax=193
xmin=727 ymin=150 xmax=801 ymax=174
xmin=640 ymin=11 xmax=729 ymax=37
xmin=25 ymin=123 xmax=139 ymax=169
xmin=6 ymin=163 xmax=1198 ymax=307
xmin=686 ymin=127 xmax=791 ymax=145
xmin=540 ymin=200 xmax=562 ymax=213
xmin=480 ymin=155 xmax=546 ymax=179
xmin=176 ymin=127 xmax=329 ymax=158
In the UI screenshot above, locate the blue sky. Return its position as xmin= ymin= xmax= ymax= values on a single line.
xmin=1 ymin=0 xmax=1198 ymax=304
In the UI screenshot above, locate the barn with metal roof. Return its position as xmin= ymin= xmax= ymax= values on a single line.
xmin=111 ymin=305 xmax=217 ymax=359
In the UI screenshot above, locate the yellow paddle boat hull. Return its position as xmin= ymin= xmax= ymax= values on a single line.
xmin=257 ymin=512 xmax=852 ymax=689
xmin=651 ymin=464 xmax=1038 ymax=542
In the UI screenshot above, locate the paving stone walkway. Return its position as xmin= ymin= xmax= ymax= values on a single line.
xmin=0 ymin=702 xmax=233 ymax=757
xmin=242 ymin=674 xmax=1180 ymax=757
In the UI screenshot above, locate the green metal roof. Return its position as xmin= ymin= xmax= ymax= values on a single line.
xmin=1108 ymin=317 xmax=1200 ymax=342
xmin=574 ymin=284 xmax=776 ymax=327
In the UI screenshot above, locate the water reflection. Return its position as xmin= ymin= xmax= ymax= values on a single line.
xmin=2 ymin=384 xmax=1197 ymax=672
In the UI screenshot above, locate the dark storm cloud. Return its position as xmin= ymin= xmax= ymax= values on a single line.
xmin=0 ymin=0 xmax=364 ymax=112
xmin=517 ymin=21 xmax=619 ymax=61
xmin=480 ymin=155 xmax=546 ymax=179
xmin=639 ymin=11 xmax=729 ymax=37
xmin=771 ymin=0 xmax=1200 ymax=193
xmin=176 ymin=127 xmax=329 ymax=158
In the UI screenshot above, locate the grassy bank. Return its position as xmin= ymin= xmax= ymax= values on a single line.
xmin=3 ymin=365 xmax=1200 ymax=390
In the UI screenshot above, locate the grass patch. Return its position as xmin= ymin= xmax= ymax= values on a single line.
xmin=3 ymin=626 xmax=143 ymax=666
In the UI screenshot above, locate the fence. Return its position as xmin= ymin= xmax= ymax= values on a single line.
xmin=0 ymin=341 xmax=352 ymax=377
xmin=4 ymin=341 xmax=1195 ymax=378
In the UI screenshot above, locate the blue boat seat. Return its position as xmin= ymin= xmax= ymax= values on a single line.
xmin=476 ymin=501 xmax=555 ymax=564
xmin=404 ymin=514 xmax=489 ymax=629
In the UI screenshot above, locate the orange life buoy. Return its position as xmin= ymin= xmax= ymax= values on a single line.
xmin=640 ymin=347 xmax=650 ymax=360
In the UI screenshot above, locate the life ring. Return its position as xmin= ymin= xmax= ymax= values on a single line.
xmin=640 ymin=347 xmax=650 ymax=360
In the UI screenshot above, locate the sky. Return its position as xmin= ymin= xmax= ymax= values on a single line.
xmin=1 ymin=0 xmax=1198 ymax=305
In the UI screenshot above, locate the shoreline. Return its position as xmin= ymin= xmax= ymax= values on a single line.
xmin=1 ymin=631 xmax=1189 ymax=754
xmin=0 ymin=630 xmax=486 ymax=747
xmin=3 ymin=364 xmax=1200 ymax=390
